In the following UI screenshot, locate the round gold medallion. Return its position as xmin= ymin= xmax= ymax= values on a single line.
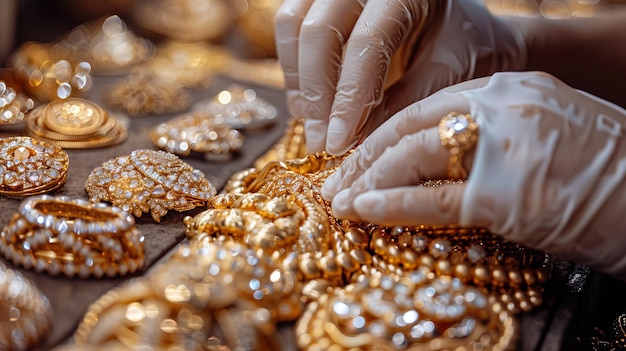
xmin=43 ymin=98 xmax=106 ymax=136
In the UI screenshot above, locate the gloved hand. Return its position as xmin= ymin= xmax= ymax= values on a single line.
xmin=321 ymin=71 xmax=626 ymax=280
xmin=275 ymin=0 xmax=527 ymax=155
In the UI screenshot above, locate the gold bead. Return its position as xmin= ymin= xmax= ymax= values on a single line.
xmin=491 ymin=267 xmax=509 ymax=287
xmin=299 ymin=255 xmax=321 ymax=280
xmin=350 ymin=248 xmax=372 ymax=265
xmin=454 ymin=263 xmax=471 ymax=282
xmin=345 ymin=227 xmax=369 ymax=249
xmin=508 ymin=270 xmax=524 ymax=288
xmin=385 ymin=245 xmax=401 ymax=265
xmin=336 ymin=252 xmax=359 ymax=273
xmin=400 ymin=248 xmax=419 ymax=270
xmin=320 ymin=255 xmax=341 ymax=279
xmin=522 ymin=268 xmax=538 ymax=286
xmin=472 ymin=264 xmax=490 ymax=287
xmin=419 ymin=254 xmax=435 ymax=269
xmin=435 ymin=259 xmax=453 ymax=276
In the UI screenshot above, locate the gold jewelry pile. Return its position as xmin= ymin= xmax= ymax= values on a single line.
xmin=85 ymin=149 xmax=217 ymax=222
xmin=150 ymin=112 xmax=244 ymax=159
xmin=0 ymin=260 xmax=52 ymax=351
xmin=0 ymin=136 xmax=69 ymax=197
xmin=0 ymin=195 xmax=145 ymax=278
xmin=70 ymin=239 xmax=285 ymax=350
xmin=0 ymin=79 xmax=35 ymax=125
xmin=26 ymin=98 xmax=128 ymax=149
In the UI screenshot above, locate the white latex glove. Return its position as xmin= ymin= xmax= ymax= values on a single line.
xmin=321 ymin=71 xmax=626 ymax=280
xmin=275 ymin=0 xmax=526 ymax=155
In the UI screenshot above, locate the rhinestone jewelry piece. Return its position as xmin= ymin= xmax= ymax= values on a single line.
xmin=150 ymin=112 xmax=244 ymax=158
xmin=194 ymin=85 xmax=278 ymax=130
xmin=0 ymin=137 xmax=69 ymax=197
xmin=85 ymin=149 xmax=217 ymax=222
xmin=0 ymin=195 xmax=145 ymax=278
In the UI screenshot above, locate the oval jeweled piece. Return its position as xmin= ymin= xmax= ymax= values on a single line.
xmin=150 ymin=112 xmax=243 ymax=158
xmin=0 ymin=136 xmax=69 ymax=197
xmin=194 ymin=85 xmax=278 ymax=130
xmin=85 ymin=149 xmax=216 ymax=222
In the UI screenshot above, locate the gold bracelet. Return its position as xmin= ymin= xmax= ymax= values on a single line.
xmin=0 ymin=195 xmax=145 ymax=278
xmin=85 ymin=149 xmax=216 ymax=222
xmin=0 ymin=136 xmax=69 ymax=197
xmin=0 ymin=260 xmax=53 ymax=351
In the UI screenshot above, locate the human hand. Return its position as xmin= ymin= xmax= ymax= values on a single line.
xmin=322 ymin=71 xmax=626 ymax=279
xmin=275 ymin=0 xmax=527 ymax=155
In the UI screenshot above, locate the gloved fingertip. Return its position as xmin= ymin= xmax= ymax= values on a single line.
xmin=327 ymin=118 xmax=358 ymax=155
xmin=331 ymin=189 xmax=359 ymax=220
xmin=321 ymin=173 xmax=341 ymax=201
xmin=354 ymin=191 xmax=385 ymax=221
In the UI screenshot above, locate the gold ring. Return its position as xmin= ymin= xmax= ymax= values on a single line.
xmin=0 ymin=195 xmax=145 ymax=278
xmin=0 ymin=260 xmax=53 ymax=350
xmin=0 ymin=136 xmax=69 ymax=197
xmin=438 ymin=112 xmax=479 ymax=180
xmin=85 ymin=149 xmax=217 ymax=222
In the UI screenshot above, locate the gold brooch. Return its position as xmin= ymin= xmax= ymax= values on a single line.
xmin=25 ymin=97 xmax=128 ymax=149
xmin=85 ymin=149 xmax=216 ymax=222
xmin=0 ymin=195 xmax=145 ymax=278
xmin=0 ymin=136 xmax=69 ymax=197
xmin=103 ymin=69 xmax=192 ymax=116
xmin=194 ymin=85 xmax=278 ymax=130
xmin=0 ymin=260 xmax=53 ymax=350
xmin=150 ymin=112 xmax=244 ymax=159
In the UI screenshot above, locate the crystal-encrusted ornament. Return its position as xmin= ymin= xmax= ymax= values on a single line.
xmin=85 ymin=149 xmax=216 ymax=222
xmin=0 ymin=137 xmax=69 ymax=197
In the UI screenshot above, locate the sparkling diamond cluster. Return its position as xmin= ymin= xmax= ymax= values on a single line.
xmin=0 ymin=137 xmax=68 ymax=197
xmin=85 ymin=149 xmax=216 ymax=222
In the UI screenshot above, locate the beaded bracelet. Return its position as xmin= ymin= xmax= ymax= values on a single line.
xmin=0 ymin=195 xmax=144 ymax=278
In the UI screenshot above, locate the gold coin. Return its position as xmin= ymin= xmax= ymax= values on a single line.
xmin=43 ymin=98 xmax=107 ymax=136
